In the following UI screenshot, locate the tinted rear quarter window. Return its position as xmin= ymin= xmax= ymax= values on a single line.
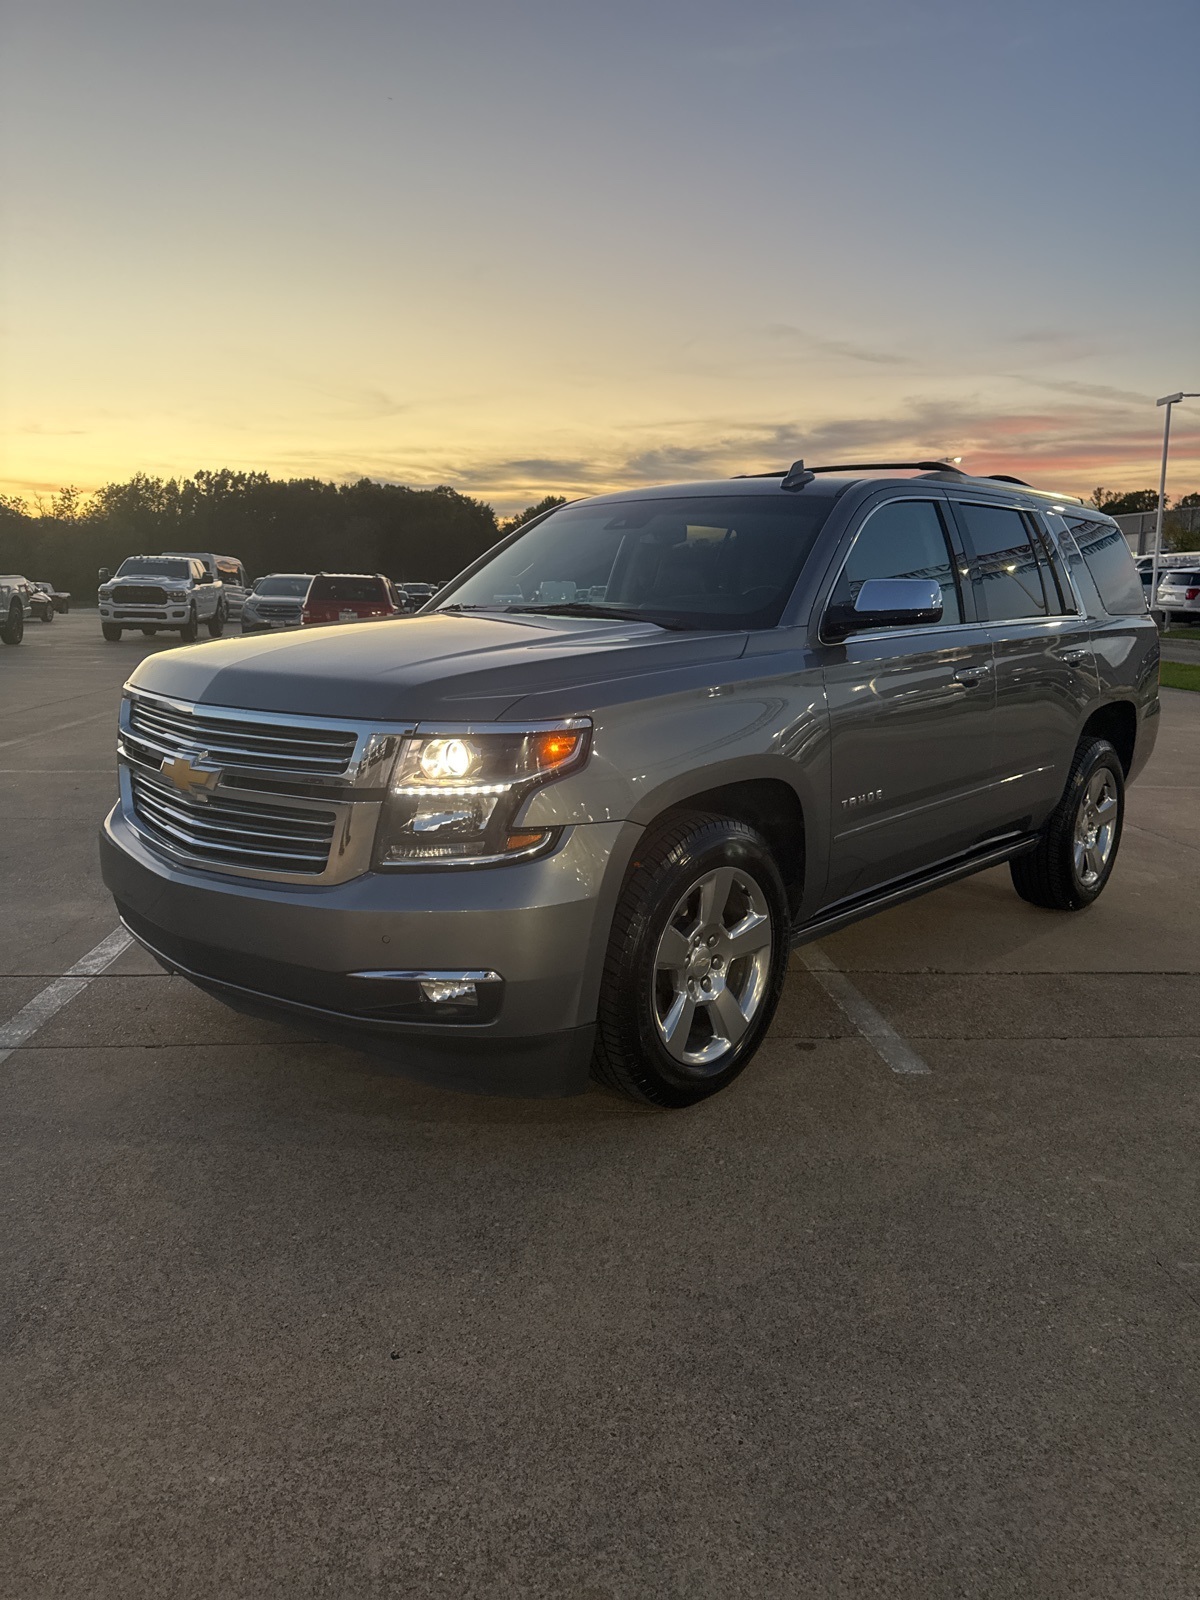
xmin=1063 ymin=517 xmax=1146 ymax=616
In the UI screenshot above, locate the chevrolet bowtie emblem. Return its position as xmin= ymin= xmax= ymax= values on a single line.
xmin=159 ymin=752 xmax=222 ymax=796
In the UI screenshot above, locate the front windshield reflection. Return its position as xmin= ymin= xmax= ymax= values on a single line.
xmin=438 ymin=495 xmax=835 ymax=631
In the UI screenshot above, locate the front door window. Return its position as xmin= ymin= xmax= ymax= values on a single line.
xmin=828 ymin=499 xmax=963 ymax=625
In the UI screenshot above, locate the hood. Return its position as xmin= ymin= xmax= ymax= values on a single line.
xmin=125 ymin=611 xmax=748 ymax=721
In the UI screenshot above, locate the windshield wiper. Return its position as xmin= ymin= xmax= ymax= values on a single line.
xmin=502 ymin=602 xmax=693 ymax=631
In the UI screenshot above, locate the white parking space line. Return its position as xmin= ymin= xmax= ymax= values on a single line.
xmin=797 ymin=945 xmax=931 ymax=1076
xmin=0 ymin=929 xmax=133 ymax=1065
xmin=0 ymin=711 xmax=114 ymax=751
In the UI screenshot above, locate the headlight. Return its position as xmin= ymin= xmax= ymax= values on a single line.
xmin=373 ymin=721 xmax=590 ymax=868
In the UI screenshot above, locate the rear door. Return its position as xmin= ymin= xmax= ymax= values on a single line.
xmin=217 ymin=560 xmax=249 ymax=616
xmin=819 ymin=494 xmax=998 ymax=904
xmin=948 ymin=497 xmax=1098 ymax=833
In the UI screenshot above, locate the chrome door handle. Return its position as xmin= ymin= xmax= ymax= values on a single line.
xmin=1058 ymin=646 xmax=1092 ymax=663
xmin=953 ymin=664 xmax=992 ymax=685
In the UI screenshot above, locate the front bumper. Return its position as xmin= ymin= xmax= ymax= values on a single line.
xmin=241 ymin=616 xmax=303 ymax=632
xmin=100 ymin=604 xmax=190 ymax=624
xmin=100 ymin=801 xmax=636 ymax=1049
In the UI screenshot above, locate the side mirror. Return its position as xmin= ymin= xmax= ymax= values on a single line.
xmin=98 ymin=567 xmax=111 ymax=584
xmin=197 ymin=572 xmax=213 ymax=584
xmin=825 ymin=578 xmax=943 ymax=641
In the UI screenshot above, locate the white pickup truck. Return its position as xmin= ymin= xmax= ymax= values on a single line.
xmin=164 ymin=552 xmax=250 ymax=621
xmin=97 ymin=555 xmax=225 ymax=643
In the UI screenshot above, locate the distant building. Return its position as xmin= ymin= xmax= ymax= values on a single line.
xmin=1114 ymin=506 xmax=1200 ymax=553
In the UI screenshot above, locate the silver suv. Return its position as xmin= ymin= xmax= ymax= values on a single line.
xmin=100 ymin=462 xmax=1160 ymax=1106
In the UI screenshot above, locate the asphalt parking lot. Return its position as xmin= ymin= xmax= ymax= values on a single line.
xmin=4 ymin=613 xmax=1199 ymax=1598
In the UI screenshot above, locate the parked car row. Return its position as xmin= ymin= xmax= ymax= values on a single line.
xmin=0 ymin=575 xmax=69 ymax=645
xmin=1134 ymin=552 xmax=1200 ymax=622
xmin=242 ymin=573 xmax=447 ymax=633
xmin=94 ymin=552 xmax=446 ymax=644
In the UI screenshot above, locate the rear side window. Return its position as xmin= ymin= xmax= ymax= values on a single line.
xmin=829 ymin=499 xmax=962 ymax=624
xmin=309 ymin=576 xmax=385 ymax=602
xmin=955 ymin=503 xmax=1048 ymax=621
xmin=1062 ymin=516 xmax=1146 ymax=616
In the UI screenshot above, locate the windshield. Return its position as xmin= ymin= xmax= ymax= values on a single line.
xmin=115 ymin=558 xmax=190 ymax=579
xmin=309 ymin=576 xmax=385 ymax=602
xmin=254 ymin=576 xmax=312 ymax=597
xmin=437 ymin=495 xmax=835 ymax=629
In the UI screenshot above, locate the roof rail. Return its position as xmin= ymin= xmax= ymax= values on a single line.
xmin=737 ymin=460 xmax=1085 ymax=501
xmin=737 ymin=459 xmax=967 ymax=492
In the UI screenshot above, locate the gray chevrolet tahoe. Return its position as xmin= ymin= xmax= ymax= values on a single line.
xmin=100 ymin=462 xmax=1159 ymax=1106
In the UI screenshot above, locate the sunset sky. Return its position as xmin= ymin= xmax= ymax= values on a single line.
xmin=2 ymin=0 xmax=1198 ymax=514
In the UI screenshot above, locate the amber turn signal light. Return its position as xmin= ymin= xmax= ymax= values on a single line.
xmin=506 ymin=830 xmax=549 ymax=853
xmin=534 ymin=731 xmax=581 ymax=768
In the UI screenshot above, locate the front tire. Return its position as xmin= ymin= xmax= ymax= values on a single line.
xmin=40 ymin=606 xmax=54 ymax=623
xmin=101 ymin=623 xmax=123 ymax=641
xmin=1 ymin=602 xmax=23 ymax=645
xmin=1010 ymin=737 xmax=1125 ymax=911
xmin=591 ymin=813 xmax=790 ymax=1108
xmin=206 ymin=607 xmax=225 ymax=637
xmin=178 ymin=609 xmax=198 ymax=644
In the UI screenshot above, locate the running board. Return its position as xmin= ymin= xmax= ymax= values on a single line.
xmin=791 ymin=834 xmax=1039 ymax=947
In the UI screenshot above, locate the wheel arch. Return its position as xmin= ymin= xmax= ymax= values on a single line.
xmin=1079 ymin=699 xmax=1137 ymax=776
xmin=651 ymin=778 xmax=808 ymax=918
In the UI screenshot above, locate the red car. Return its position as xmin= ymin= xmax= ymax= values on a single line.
xmin=301 ymin=573 xmax=407 ymax=626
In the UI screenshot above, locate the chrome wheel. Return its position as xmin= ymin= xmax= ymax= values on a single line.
xmin=1073 ymin=768 xmax=1118 ymax=887
xmin=652 ymin=865 xmax=773 ymax=1071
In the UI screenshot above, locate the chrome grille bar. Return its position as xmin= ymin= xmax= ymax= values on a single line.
xmin=128 ymin=696 xmax=358 ymax=775
xmin=131 ymin=773 xmax=336 ymax=873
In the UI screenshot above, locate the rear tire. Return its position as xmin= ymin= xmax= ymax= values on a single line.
xmin=141 ymin=627 xmax=158 ymax=636
xmin=1 ymin=602 xmax=23 ymax=645
xmin=178 ymin=609 xmax=198 ymax=644
xmin=591 ymin=812 xmax=790 ymax=1108
xmin=1010 ymin=737 xmax=1125 ymax=911
xmin=102 ymin=623 xmax=122 ymax=642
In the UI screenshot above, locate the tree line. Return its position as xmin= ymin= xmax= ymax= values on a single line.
xmin=0 ymin=471 xmax=565 ymax=602
xmin=3 ymin=468 xmax=1196 ymax=604
xmin=1090 ymin=485 xmax=1200 ymax=519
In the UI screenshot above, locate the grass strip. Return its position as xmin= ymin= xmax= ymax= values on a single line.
xmin=1161 ymin=661 xmax=1200 ymax=692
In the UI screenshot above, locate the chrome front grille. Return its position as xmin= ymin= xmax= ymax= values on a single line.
xmin=255 ymin=602 xmax=301 ymax=618
xmin=127 ymin=695 xmax=359 ymax=775
xmin=131 ymin=771 xmax=337 ymax=874
xmin=112 ymin=584 xmax=167 ymax=604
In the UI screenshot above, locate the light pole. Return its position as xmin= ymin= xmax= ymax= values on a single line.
xmin=1150 ymin=391 xmax=1199 ymax=631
